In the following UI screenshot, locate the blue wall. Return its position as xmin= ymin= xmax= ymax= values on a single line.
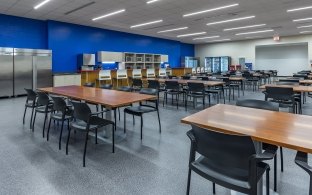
xmin=0 ymin=14 xmax=194 ymax=73
xmin=0 ymin=14 xmax=47 ymax=49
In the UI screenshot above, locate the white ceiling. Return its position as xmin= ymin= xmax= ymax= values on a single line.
xmin=1 ymin=0 xmax=312 ymax=44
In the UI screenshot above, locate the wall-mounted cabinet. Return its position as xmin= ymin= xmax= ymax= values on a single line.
xmin=97 ymin=51 xmax=123 ymax=62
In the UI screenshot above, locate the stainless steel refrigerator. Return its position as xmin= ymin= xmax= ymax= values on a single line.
xmin=0 ymin=47 xmax=14 ymax=97
xmin=13 ymin=48 xmax=52 ymax=96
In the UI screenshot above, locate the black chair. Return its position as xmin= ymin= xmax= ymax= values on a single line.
xmin=236 ymin=99 xmax=282 ymax=192
xmin=32 ymin=92 xmax=53 ymax=138
xmin=205 ymin=80 xmax=225 ymax=104
xmin=185 ymin=82 xmax=206 ymax=111
xmin=148 ymin=80 xmax=165 ymax=102
xmin=83 ymin=82 xmax=95 ymax=87
xmin=264 ymin=86 xmax=301 ymax=114
xmin=23 ymin=88 xmax=37 ymax=129
xmin=295 ymin=151 xmax=312 ymax=195
xmin=163 ymin=81 xmax=184 ymax=109
xmin=124 ymin=88 xmax=161 ymax=140
xmin=182 ymin=76 xmax=191 ymax=80
xmin=117 ymin=86 xmax=132 ymax=92
xmin=132 ymin=78 xmax=143 ymax=92
xmin=47 ymin=97 xmax=73 ymax=150
xmin=99 ymin=84 xmax=113 ymax=89
xmin=69 ymin=102 xmax=115 ymax=167
xmin=186 ymin=125 xmax=275 ymax=195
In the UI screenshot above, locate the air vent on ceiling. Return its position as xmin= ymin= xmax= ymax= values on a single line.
xmin=65 ymin=2 xmax=95 ymax=15
xmin=193 ymin=10 xmax=246 ymax=22
xmin=143 ymin=24 xmax=174 ymax=30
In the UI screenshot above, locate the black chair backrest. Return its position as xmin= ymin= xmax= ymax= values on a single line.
xmin=293 ymin=74 xmax=308 ymax=79
xmin=222 ymin=77 xmax=230 ymax=84
xmin=71 ymin=101 xmax=91 ymax=122
xmin=117 ymin=86 xmax=132 ymax=92
xmin=148 ymin=80 xmax=160 ymax=89
xmin=140 ymin=88 xmax=158 ymax=95
xmin=84 ymin=82 xmax=95 ymax=87
xmin=24 ymin=88 xmax=37 ymax=101
xmin=201 ymin=77 xmax=209 ymax=81
xmin=165 ymin=81 xmax=179 ymax=90
xmin=265 ymin=86 xmax=294 ymax=100
xmin=132 ymin=79 xmax=143 ymax=87
xmin=182 ymin=76 xmax=191 ymax=80
xmin=236 ymin=99 xmax=279 ymax=111
xmin=276 ymin=82 xmax=298 ymax=85
xmin=191 ymin=125 xmax=256 ymax=179
xmin=187 ymin=82 xmax=205 ymax=93
xmin=278 ymin=79 xmax=299 ymax=83
xmin=51 ymin=96 xmax=67 ymax=112
xmin=100 ymin=84 xmax=113 ymax=89
xmin=36 ymin=92 xmax=50 ymax=106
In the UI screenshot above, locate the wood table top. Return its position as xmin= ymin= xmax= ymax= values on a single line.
xmin=38 ymin=85 xmax=156 ymax=109
xmin=145 ymin=78 xmax=224 ymax=86
xmin=259 ymin=84 xmax=312 ymax=92
xmin=181 ymin=104 xmax=312 ymax=154
xmin=300 ymin=80 xmax=312 ymax=85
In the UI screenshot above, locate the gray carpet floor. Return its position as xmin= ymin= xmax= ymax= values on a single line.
xmin=0 ymin=86 xmax=310 ymax=195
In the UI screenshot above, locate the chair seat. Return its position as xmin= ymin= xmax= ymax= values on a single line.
xmin=25 ymin=102 xmax=35 ymax=107
xmin=124 ymin=106 xmax=157 ymax=115
xmin=50 ymin=112 xmax=73 ymax=121
xmin=166 ymin=89 xmax=183 ymax=94
xmin=205 ymin=89 xmax=220 ymax=94
xmin=35 ymin=105 xmax=53 ymax=113
xmin=70 ymin=120 xmax=98 ymax=131
xmin=188 ymin=92 xmax=205 ymax=97
xmin=191 ymin=156 xmax=268 ymax=191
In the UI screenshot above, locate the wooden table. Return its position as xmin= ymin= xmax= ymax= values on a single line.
xmin=145 ymin=78 xmax=224 ymax=86
xmin=182 ymin=104 xmax=312 ymax=194
xmin=260 ymin=84 xmax=312 ymax=92
xmin=38 ymin=85 xmax=156 ymax=109
xmin=299 ymin=80 xmax=312 ymax=85
xmin=38 ymin=85 xmax=157 ymax=152
xmin=181 ymin=104 xmax=312 ymax=154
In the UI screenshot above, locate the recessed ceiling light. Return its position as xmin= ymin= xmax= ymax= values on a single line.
xmin=92 ymin=9 xmax=126 ymax=21
xmin=193 ymin=36 xmax=220 ymax=40
xmin=34 ymin=0 xmax=51 ymax=9
xmin=300 ymin=31 xmax=312 ymax=34
xmin=235 ymin=29 xmax=274 ymax=35
xmin=287 ymin=6 xmax=312 ymax=12
xmin=147 ymin=0 xmax=160 ymax=4
xmin=207 ymin=39 xmax=231 ymax=43
xmin=223 ymin=24 xmax=266 ymax=31
xmin=130 ymin=20 xmax=163 ymax=28
xmin=177 ymin=32 xmax=206 ymax=38
xmin=157 ymin=27 xmax=188 ymax=33
xmin=297 ymin=25 xmax=312 ymax=28
xmin=293 ymin=18 xmax=312 ymax=22
xmin=183 ymin=3 xmax=239 ymax=17
xmin=207 ymin=16 xmax=255 ymax=26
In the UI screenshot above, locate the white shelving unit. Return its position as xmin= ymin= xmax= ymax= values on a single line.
xmin=97 ymin=51 xmax=169 ymax=69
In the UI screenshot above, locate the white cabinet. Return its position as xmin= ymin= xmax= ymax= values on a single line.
xmin=53 ymin=74 xmax=81 ymax=87
xmin=161 ymin=55 xmax=169 ymax=63
xmin=97 ymin=51 xmax=123 ymax=62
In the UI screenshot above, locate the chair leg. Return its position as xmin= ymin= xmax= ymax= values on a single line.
xmin=83 ymin=131 xmax=89 ymax=167
xmin=266 ymin=169 xmax=270 ymax=195
xmin=118 ymin=108 xmax=121 ymax=121
xmin=59 ymin=120 xmax=64 ymax=150
xmin=274 ymin=155 xmax=277 ymax=191
xmin=23 ymin=106 xmax=27 ymax=124
xmin=30 ymin=108 xmax=35 ymax=129
xmin=140 ymin=115 xmax=143 ymax=140
xmin=66 ymin=128 xmax=71 ymax=155
xmin=32 ymin=111 xmax=37 ymax=132
xmin=280 ymin=147 xmax=284 ymax=172
xmin=186 ymin=168 xmax=192 ymax=195
xmin=47 ymin=117 xmax=52 ymax=141
xmin=42 ymin=113 xmax=48 ymax=138
xmin=124 ymin=112 xmax=126 ymax=134
xmin=112 ymin=124 xmax=115 ymax=153
xmin=213 ymin=183 xmax=216 ymax=194
xmin=157 ymin=109 xmax=161 ymax=133
xmin=95 ymin=128 xmax=98 ymax=144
